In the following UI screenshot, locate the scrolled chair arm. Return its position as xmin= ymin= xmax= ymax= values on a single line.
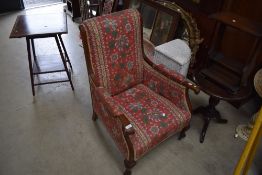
xmin=144 ymin=55 xmax=200 ymax=94
xmin=95 ymin=87 xmax=135 ymax=135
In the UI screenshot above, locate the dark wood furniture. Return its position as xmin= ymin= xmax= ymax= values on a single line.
xmin=0 ymin=0 xmax=24 ymax=13
xmin=207 ymin=12 xmax=262 ymax=95
xmin=193 ymin=12 xmax=262 ymax=143
xmin=10 ymin=13 xmax=74 ymax=96
xmin=167 ymin=0 xmax=262 ymax=94
xmin=64 ymin=0 xmax=81 ymax=21
xmin=125 ymin=0 xmax=262 ymax=92
xmin=193 ymin=74 xmax=250 ymax=143
xmin=220 ymin=0 xmax=262 ymax=78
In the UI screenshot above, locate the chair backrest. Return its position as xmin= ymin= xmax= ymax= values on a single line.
xmin=80 ymin=9 xmax=144 ymax=95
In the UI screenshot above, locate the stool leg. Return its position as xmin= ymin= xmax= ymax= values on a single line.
xmin=54 ymin=35 xmax=74 ymax=91
xmin=31 ymin=39 xmax=38 ymax=64
xmin=26 ymin=37 xmax=35 ymax=96
xmin=31 ymin=38 xmax=41 ymax=73
xmin=58 ymin=34 xmax=73 ymax=70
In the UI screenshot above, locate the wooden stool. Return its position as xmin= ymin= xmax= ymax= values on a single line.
xmin=10 ymin=13 xmax=74 ymax=96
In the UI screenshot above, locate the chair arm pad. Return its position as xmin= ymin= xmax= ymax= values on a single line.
xmin=144 ymin=57 xmax=200 ymax=94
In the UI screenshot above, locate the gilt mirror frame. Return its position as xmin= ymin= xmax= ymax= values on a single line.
xmin=124 ymin=0 xmax=203 ymax=67
xmin=138 ymin=0 xmax=181 ymax=46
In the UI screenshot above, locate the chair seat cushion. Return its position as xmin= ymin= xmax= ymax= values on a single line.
xmin=113 ymin=84 xmax=190 ymax=160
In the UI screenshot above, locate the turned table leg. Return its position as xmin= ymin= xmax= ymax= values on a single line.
xmin=194 ymin=96 xmax=228 ymax=143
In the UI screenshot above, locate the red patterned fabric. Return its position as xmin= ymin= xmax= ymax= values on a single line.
xmin=95 ymin=87 xmax=123 ymax=116
xmin=80 ymin=9 xmax=193 ymax=163
xmin=81 ymin=9 xmax=143 ymax=96
xmin=143 ymin=61 xmax=189 ymax=111
xmin=90 ymin=80 xmax=130 ymax=159
xmin=113 ymin=84 xmax=190 ymax=160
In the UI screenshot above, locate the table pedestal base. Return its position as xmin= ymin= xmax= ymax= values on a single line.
xmin=193 ymin=96 xmax=228 ymax=143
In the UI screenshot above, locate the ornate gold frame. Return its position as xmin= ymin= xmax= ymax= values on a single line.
xmin=157 ymin=1 xmax=203 ymax=67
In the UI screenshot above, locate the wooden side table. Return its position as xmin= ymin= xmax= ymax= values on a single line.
xmin=10 ymin=13 xmax=74 ymax=96
xmin=193 ymin=11 xmax=261 ymax=143
xmin=193 ymin=73 xmax=251 ymax=143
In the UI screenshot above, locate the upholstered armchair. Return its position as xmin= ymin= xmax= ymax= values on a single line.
xmin=79 ymin=9 xmax=199 ymax=175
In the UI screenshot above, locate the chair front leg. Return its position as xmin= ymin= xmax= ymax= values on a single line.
xmin=92 ymin=110 xmax=98 ymax=121
xmin=178 ymin=124 xmax=190 ymax=140
xmin=120 ymin=115 xmax=136 ymax=175
xmin=124 ymin=159 xmax=136 ymax=175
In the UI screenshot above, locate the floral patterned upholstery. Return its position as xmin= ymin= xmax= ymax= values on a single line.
xmin=143 ymin=60 xmax=189 ymax=112
xmin=81 ymin=9 xmax=143 ymax=96
xmin=90 ymin=79 xmax=130 ymax=159
xmin=114 ymin=84 xmax=190 ymax=160
xmin=79 ymin=9 xmax=198 ymax=173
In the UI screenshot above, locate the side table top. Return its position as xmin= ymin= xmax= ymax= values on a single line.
xmin=194 ymin=74 xmax=252 ymax=101
xmin=10 ymin=13 xmax=67 ymax=38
